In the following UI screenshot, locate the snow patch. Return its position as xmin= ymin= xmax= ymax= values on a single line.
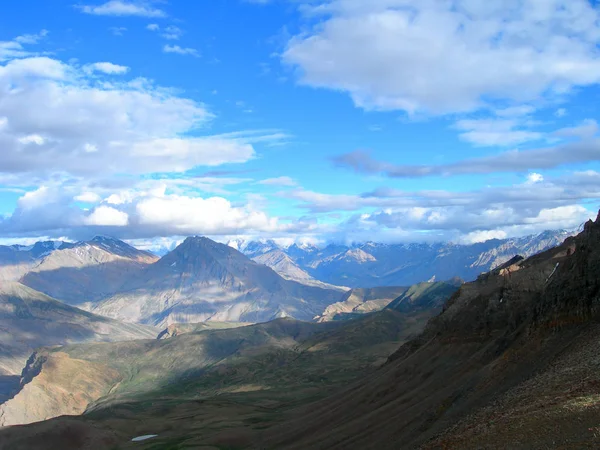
xmin=131 ymin=434 xmax=158 ymax=442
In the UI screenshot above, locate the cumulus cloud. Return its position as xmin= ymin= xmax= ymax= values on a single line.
xmin=0 ymin=52 xmax=277 ymax=177
xmin=283 ymin=0 xmax=600 ymax=115
xmin=77 ymin=1 xmax=166 ymax=17
xmin=84 ymin=205 xmax=129 ymax=226
xmin=163 ymin=44 xmax=199 ymax=57
xmin=0 ymin=181 xmax=297 ymax=239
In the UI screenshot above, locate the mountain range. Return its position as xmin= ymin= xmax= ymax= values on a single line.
xmin=90 ymin=236 xmax=343 ymax=326
xmin=1 ymin=215 xmax=598 ymax=448
xmin=232 ymin=229 xmax=576 ymax=287
xmin=0 ymin=229 xmax=574 ymax=329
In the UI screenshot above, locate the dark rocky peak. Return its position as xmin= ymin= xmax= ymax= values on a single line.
xmin=29 ymin=241 xmax=63 ymax=258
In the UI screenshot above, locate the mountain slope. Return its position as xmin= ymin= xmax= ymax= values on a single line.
xmin=0 ymin=241 xmax=69 ymax=282
xmin=258 ymin=217 xmax=598 ymax=449
xmin=20 ymin=237 xmax=158 ymax=307
xmin=385 ymin=280 xmax=461 ymax=313
xmin=317 ymin=286 xmax=411 ymax=322
xmin=252 ymin=249 xmax=346 ymax=290
xmin=92 ymin=237 xmax=343 ymax=326
xmin=0 ymin=282 xmax=156 ymax=378
xmin=0 ymin=310 xmax=429 ymax=430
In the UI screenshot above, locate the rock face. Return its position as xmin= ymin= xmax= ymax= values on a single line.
xmin=92 ymin=237 xmax=343 ymax=327
xmin=19 ymin=236 xmax=158 ymax=307
xmin=258 ymin=215 xmax=600 ymax=449
xmin=0 ymin=282 xmax=156 ymax=378
xmin=238 ymin=230 xmax=574 ymax=287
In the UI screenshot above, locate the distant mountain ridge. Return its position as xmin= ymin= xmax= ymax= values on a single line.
xmin=19 ymin=236 xmax=158 ymax=307
xmin=232 ymin=229 xmax=575 ymax=287
xmin=91 ymin=236 xmax=342 ymax=327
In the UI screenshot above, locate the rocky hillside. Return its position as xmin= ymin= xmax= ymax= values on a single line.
xmin=258 ymin=215 xmax=600 ymax=449
xmin=91 ymin=237 xmax=342 ymax=326
xmin=20 ymin=236 xmax=158 ymax=307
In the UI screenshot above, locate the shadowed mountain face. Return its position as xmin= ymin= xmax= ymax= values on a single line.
xmin=0 ymin=310 xmax=431 ymax=430
xmin=0 ymin=282 xmax=156 ymax=403
xmin=91 ymin=237 xmax=343 ymax=326
xmin=236 ymin=230 xmax=575 ymax=287
xmin=19 ymin=237 xmax=158 ymax=307
xmin=0 ymin=241 xmax=69 ymax=282
xmin=255 ymin=215 xmax=600 ymax=449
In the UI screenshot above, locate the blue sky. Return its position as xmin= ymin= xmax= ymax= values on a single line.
xmin=1 ymin=0 xmax=600 ymax=250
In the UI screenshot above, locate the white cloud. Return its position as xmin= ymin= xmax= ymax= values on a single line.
xmin=459 ymin=229 xmax=508 ymax=244
xmin=14 ymin=30 xmax=48 ymax=45
xmin=18 ymin=134 xmax=45 ymax=145
xmin=163 ymin=44 xmax=199 ymax=57
xmin=0 ymin=55 xmax=269 ymax=177
xmin=136 ymin=194 xmax=280 ymax=234
xmin=526 ymin=173 xmax=544 ymax=184
xmin=84 ymin=205 xmax=129 ymax=226
xmin=454 ymin=118 xmax=543 ymax=147
xmin=75 ymin=192 xmax=102 ymax=203
xmin=283 ymin=0 xmax=600 ymax=115
xmin=146 ymin=23 xmax=160 ymax=31
xmin=78 ymin=1 xmax=166 ymax=17
xmin=83 ymin=62 xmax=130 ymax=75
xmin=258 ymin=176 xmax=297 ymax=187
